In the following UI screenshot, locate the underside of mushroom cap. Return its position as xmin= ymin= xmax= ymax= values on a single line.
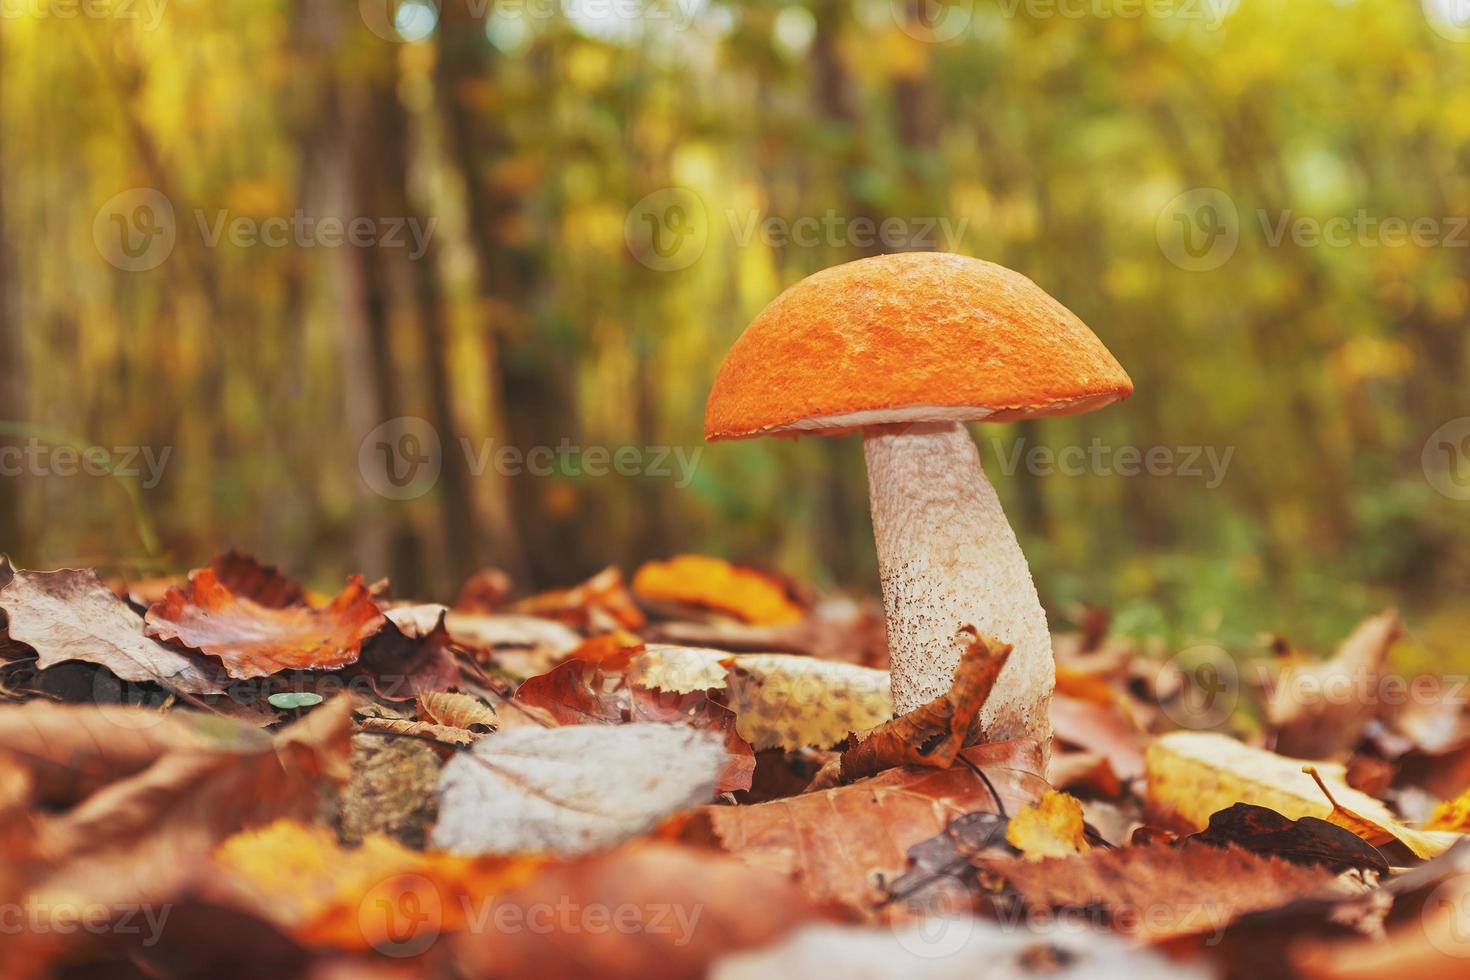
xmin=704 ymin=252 xmax=1133 ymax=441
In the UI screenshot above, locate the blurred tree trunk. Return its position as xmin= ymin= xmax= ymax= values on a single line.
xmin=0 ymin=46 xmax=22 ymax=557
xmin=433 ymin=5 xmax=533 ymax=584
xmin=809 ymin=0 xmax=881 ymax=585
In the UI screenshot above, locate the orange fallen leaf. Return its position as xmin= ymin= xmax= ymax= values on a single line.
xmin=511 ymin=566 xmax=645 ymax=632
xmin=212 ymin=818 xmax=544 ymax=950
xmin=145 ymin=567 xmax=387 ymax=679
xmin=447 ymin=843 xmax=836 ymax=980
xmin=632 ymin=555 xmax=804 ymax=626
xmin=1005 ymin=789 xmax=1092 ymax=859
xmin=839 ymin=628 xmax=1009 ymax=782
xmin=1426 ymin=786 xmax=1470 ymax=832
xmin=683 ymin=740 xmax=1046 ymax=912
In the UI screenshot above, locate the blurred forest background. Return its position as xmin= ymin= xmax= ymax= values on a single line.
xmin=1 ymin=0 xmax=1468 ymax=654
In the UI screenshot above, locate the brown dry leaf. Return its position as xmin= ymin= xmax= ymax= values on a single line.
xmin=212 ymin=818 xmax=544 ymax=950
xmin=632 ymin=555 xmax=804 ymax=626
xmin=1291 ymin=842 xmax=1470 ymax=978
xmin=1267 ymin=611 xmax=1401 ymax=759
xmin=0 ymin=558 xmax=225 ymax=694
xmin=1006 ymin=789 xmax=1092 ymax=860
xmin=683 ymin=741 xmax=1048 ymax=911
xmin=510 ymin=565 xmax=646 ymax=632
xmin=145 ymin=567 xmax=387 ymax=679
xmin=515 ymin=657 xmax=753 ymax=793
xmin=1047 ymin=751 xmax=1123 ymax=799
xmin=205 ymin=551 xmax=310 ymax=608
xmin=357 ymin=715 xmax=478 ymax=746
xmin=1186 ymin=802 xmax=1388 ymax=873
xmin=1050 ymin=693 xmax=1145 ymax=782
xmin=345 ymin=615 xmax=462 ymax=701
xmin=417 ymin=691 xmax=497 ymax=732
xmin=985 ymin=842 xmax=1338 ymax=943
xmin=26 ymin=696 xmax=354 ymax=911
xmin=431 ymin=723 xmax=728 ymax=857
xmin=839 ymin=628 xmax=1009 ymax=782
xmin=1147 ymin=732 xmax=1462 ymax=858
xmin=442 ymin=610 xmax=583 ymax=660
xmin=447 ymin=842 xmax=836 ymax=980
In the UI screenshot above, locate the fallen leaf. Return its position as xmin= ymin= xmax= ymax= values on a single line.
xmin=447 ymin=843 xmax=835 ymax=980
xmin=0 ymin=558 xmax=225 ymax=694
xmin=1049 ymin=693 xmax=1145 ymax=782
xmin=983 ymin=842 xmax=1339 ymax=943
xmin=24 ymin=697 xmax=354 ymax=911
xmin=632 ymin=555 xmax=804 ymax=626
xmin=357 ymin=715 xmax=479 ymax=746
xmin=417 ymin=691 xmax=498 ymax=732
xmin=880 ymin=810 xmax=1015 ymax=911
xmin=515 ymin=657 xmax=753 ymax=792
xmin=710 ymin=919 xmax=1216 ymax=980
xmin=1426 ymin=786 xmax=1470 ymax=831
xmin=1146 ymin=732 xmax=1463 ymax=858
xmin=683 ymin=741 xmax=1048 ymax=911
xmin=1047 ymin=751 xmax=1123 ymax=799
xmin=442 ymin=611 xmax=583 ymax=658
xmin=431 ymin=723 xmax=727 ymax=857
xmin=1185 ymin=803 xmax=1389 ymax=874
xmin=145 ymin=568 xmax=387 ymax=679
xmin=1005 ymin=790 xmax=1091 ymax=860
xmin=1267 ymin=611 xmax=1401 ymax=759
xmin=839 ymin=628 xmax=1009 ymax=782
xmin=510 ymin=565 xmax=645 ymax=632
xmin=212 ymin=818 xmax=543 ymax=950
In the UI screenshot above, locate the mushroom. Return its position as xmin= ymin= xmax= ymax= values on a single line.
xmin=704 ymin=253 xmax=1132 ymax=748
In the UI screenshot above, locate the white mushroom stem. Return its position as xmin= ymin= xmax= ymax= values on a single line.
xmin=863 ymin=421 xmax=1053 ymax=747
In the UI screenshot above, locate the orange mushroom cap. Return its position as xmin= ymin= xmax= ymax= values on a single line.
xmin=705 ymin=252 xmax=1133 ymax=441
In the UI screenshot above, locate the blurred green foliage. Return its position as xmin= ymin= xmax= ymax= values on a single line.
xmin=1 ymin=0 xmax=1467 ymax=658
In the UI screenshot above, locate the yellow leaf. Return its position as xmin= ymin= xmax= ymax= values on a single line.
xmin=632 ymin=556 xmax=803 ymax=626
xmin=1006 ymin=790 xmax=1092 ymax=860
xmin=213 ymin=819 xmax=542 ymax=949
xmin=1426 ymin=786 xmax=1470 ymax=832
xmin=1146 ymin=732 xmax=1462 ymax=859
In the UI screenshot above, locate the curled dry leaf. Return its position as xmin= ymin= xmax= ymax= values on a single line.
xmin=1147 ymin=732 xmax=1462 ymax=858
xmin=632 ymin=555 xmax=804 ymax=625
xmin=431 ymin=724 xmax=728 ymax=857
xmin=840 ymin=628 xmax=1009 ymax=782
xmin=682 ymin=740 xmax=1047 ymax=912
xmin=628 ymin=645 xmax=893 ymax=751
xmin=356 ymin=715 xmax=478 ymax=747
xmin=0 ymin=557 xmax=225 ymax=694
xmin=982 ymin=842 xmax=1339 ymax=944
xmin=1005 ymin=789 xmax=1092 ymax=860
xmin=514 ymin=657 xmax=753 ymax=792
xmin=1185 ymin=802 xmax=1388 ymax=874
xmin=448 ymin=843 xmax=836 ymax=980
xmin=1267 ymin=610 xmax=1401 ymax=759
xmin=417 ymin=691 xmax=498 ymax=732
xmin=145 ymin=568 xmax=387 ymax=679
xmin=510 ymin=565 xmax=646 ymax=632
xmin=212 ymin=818 xmax=544 ymax=950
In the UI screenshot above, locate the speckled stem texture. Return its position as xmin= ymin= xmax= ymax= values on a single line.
xmin=863 ymin=421 xmax=1053 ymax=749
